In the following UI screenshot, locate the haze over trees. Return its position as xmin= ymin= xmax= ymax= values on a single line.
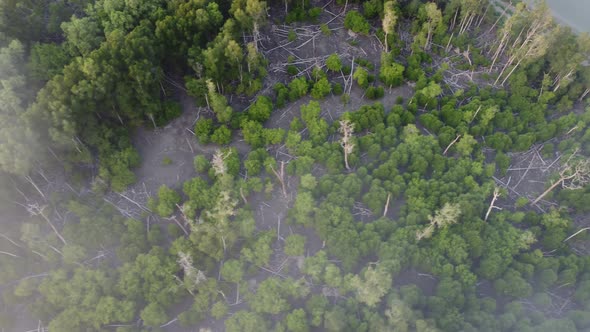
xmin=1 ymin=0 xmax=590 ymax=331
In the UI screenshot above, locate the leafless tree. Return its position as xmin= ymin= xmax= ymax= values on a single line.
xmin=177 ymin=251 xmax=207 ymax=295
xmin=532 ymin=155 xmax=590 ymax=205
xmin=339 ymin=119 xmax=355 ymax=170
xmin=484 ymin=187 xmax=502 ymax=221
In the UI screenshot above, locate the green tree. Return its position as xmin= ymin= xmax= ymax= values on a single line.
xmin=225 ymin=311 xmax=269 ymax=332
xmin=207 ymin=79 xmax=233 ymax=123
xmin=211 ymin=301 xmax=228 ymax=319
xmin=140 ymin=302 xmax=168 ymax=327
xmin=286 ymin=308 xmax=309 ymax=332
xmin=326 ymin=53 xmax=342 ymax=72
xmin=300 ymin=101 xmax=328 ymax=144
xmin=350 ymin=265 xmax=392 ymax=307
xmin=285 ymin=234 xmax=306 ymax=256
xmin=455 ymin=133 xmax=477 ymax=156
xmin=382 ymin=1 xmax=398 ymax=52
xmin=344 ymin=11 xmax=370 ymax=34
xmin=211 ymin=125 xmax=232 ymax=145
xmin=221 ymin=260 xmax=244 ymax=283
xmin=289 ymin=77 xmax=309 ymax=101
xmin=61 ymin=16 xmax=104 ymax=56
xmin=353 ymin=67 xmax=369 ymax=89
xmin=241 ymin=231 xmax=274 ymax=266
xmin=194 ymin=118 xmax=214 ymax=143
xmin=156 ymin=185 xmax=181 ymax=217
xmin=194 ymin=155 xmax=211 ymax=173
xmin=311 ymin=77 xmax=331 ymax=99
xmin=248 ymin=95 xmax=274 ymax=122
xmin=250 ymin=277 xmax=291 ymax=314
xmin=0 ymin=40 xmax=41 ymax=175
xmin=379 ymin=53 xmax=405 ymax=87
xmin=241 ymin=120 xmax=265 ymax=147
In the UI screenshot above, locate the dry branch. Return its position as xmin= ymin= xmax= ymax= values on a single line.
xmin=563 ymin=227 xmax=590 ymax=243
xmin=531 ymin=157 xmax=590 ymax=205
xmin=443 ymin=134 xmax=461 ymax=155
xmin=484 ymin=188 xmax=501 ymax=221
xmin=270 ymin=161 xmax=287 ymax=197
xmin=383 ymin=193 xmax=391 ymax=217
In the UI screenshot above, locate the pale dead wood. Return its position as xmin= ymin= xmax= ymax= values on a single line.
xmin=513 ymin=152 xmax=536 ymax=190
xmin=160 ymin=318 xmax=178 ymax=328
xmin=0 ymin=233 xmax=24 ymax=248
xmin=259 ymin=265 xmax=287 ymax=278
xmin=0 ymin=251 xmax=19 ymax=258
xmin=339 ymin=119 xmax=355 ymax=170
xmin=277 ymin=216 xmax=283 ymax=241
xmin=563 ymin=227 xmax=590 ymax=243
xmin=170 ymin=213 xmax=189 ymax=236
xmin=383 ymin=193 xmax=391 ymax=217
xmin=443 ymin=134 xmax=462 ymax=155
xmin=484 ymin=187 xmax=502 ymax=221
xmin=532 ymin=155 xmax=590 ymax=205
xmin=185 ymin=137 xmax=194 ymax=154
xmin=27 ymin=204 xmax=67 ymax=246
xmin=239 ymin=187 xmax=248 ymax=204
xmin=270 ymin=161 xmax=287 ymax=197
xmin=23 ymin=176 xmax=45 ymax=199
xmin=565 ymin=126 xmax=578 ymax=135
xmin=118 ymin=192 xmax=152 ymax=213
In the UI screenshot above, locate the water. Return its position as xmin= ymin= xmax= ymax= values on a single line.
xmin=545 ymin=0 xmax=590 ymax=32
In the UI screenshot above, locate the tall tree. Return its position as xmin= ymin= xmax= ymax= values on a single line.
xmin=350 ymin=264 xmax=392 ymax=307
xmin=231 ymin=0 xmax=267 ymax=52
xmin=546 ymin=28 xmax=590 ymax=92
xmin=339 ymin=119 xmax=355 ymax=170
xmin=0 ymin=40 xmax=40 ymax=175
xmin=417 ymin=202 xmax=462 ymax=240
xmin=491 ymin=1 xmax=554 ymax=85
xmin=421 ymin=2 xmax=443 ymax=51
xmin=382 ymin=1 xmax=398 ymax=53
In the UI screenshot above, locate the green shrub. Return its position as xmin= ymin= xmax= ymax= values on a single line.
xmin=366 ymin=86 xmax=384 ymax=100
xmin=333 ymin=83 xmax=343 ymax=95
xmin=363 ymin=0 xmax=382 ymax=18
xmin=326 ymin=53 xmax=342 ymax=72
xmin=287 ymin=65 xmax=299 ymax=76
xmin=161 ymin=156 xmax=172 ymax=166
xmin=194 ymin=155 xmax=210 ymax=173
xmin=311 ymin=77 xmax=331 ymax=99
xmin=308 ymin=7 xmax=322 ymax=22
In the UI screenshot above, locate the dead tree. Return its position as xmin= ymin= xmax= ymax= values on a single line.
xmin=491 ymin=3 xmax=553 ymax=85
xmin=177 ymin=251 xmax=207 ymax=295
xmin=416 ymin=203 xmax=461 ymax=241
xmin=339 ymin=119 xmax=355 ymax=170
xmin=270 ymin=161 xmax=287 ymax=197
xmin=484 ymin=187 xmax=502 ymax=221
xmin=212 ymin=149 xmax=229 ymax=176
xmin=531 ymin=157 xmax=590 ymax=205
